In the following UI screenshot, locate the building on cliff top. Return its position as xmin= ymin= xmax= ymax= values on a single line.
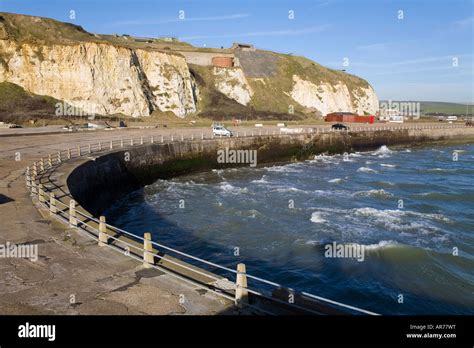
xmin=231 ymin=43 xmax=256 ymax=52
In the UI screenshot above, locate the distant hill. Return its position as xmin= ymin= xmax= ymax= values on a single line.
xmin=418 ymin=101 xmax=473 ymax=116
xmin=381 ymin=100 xmax=473 ymax=116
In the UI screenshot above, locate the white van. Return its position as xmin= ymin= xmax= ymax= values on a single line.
xmin=388 ymin=115 xmax=404 ymax=123
xmin=446 ymin=116 xmax=458 ymax=122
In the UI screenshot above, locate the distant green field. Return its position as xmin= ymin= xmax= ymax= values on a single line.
xmin=381 ymin=101 xmax=473 ymax=116
xmin=419 ymin=101 xmax=473 ymax=115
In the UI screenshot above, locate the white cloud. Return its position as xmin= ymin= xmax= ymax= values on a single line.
xmin=369 ymin=65 xmax=472 ymax=76
xmin=324 ymin=54 xmax=472 ymax=69
xmin=107 ymin=13 xmax=250 ymax=27
xmin=453 ymin=16 xmax=474 ymax=30
xmin=179 ymin=24 xmax=331 ymax=40
xmin=356 ymin=43 xmax=389 ymax=51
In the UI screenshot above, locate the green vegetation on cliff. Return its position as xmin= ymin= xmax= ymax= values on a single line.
xmin=0 ymin=82 xmax=60 ymax=122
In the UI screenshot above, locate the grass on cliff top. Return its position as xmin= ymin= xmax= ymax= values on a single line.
xmin=0 ymin=12 xmax=227 ymax=57
xmin=0 ymin=12 xmax=95 ymax=44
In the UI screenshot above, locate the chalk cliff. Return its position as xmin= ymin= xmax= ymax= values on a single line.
xmin=0 ymin=12 xmax=379 ymax=119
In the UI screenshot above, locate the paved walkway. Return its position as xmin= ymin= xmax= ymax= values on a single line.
xmin=0 ymin=128 xmax=244 ymax=315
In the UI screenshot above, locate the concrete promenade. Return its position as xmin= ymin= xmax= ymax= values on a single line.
xmin=0 ymin=127 xmax=242 ymax=315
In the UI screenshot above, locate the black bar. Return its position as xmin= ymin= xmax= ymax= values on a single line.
xmin=0 ymin=315 xmax=472 ymax=346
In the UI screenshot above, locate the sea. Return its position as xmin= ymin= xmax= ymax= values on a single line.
xmin=105 ymin=143 xmax=474 ymax=314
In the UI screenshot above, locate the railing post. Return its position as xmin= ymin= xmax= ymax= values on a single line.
xmin=38 ymin=184 xmax=45 ymax=203
xmin=140 ymin=136 xmax=143 ymax=145
xmin=235 ymin=263 xmax=248 ymax=308
xmin=201 ymin=133 xmax=204 ymax=140
xmin=77 ymin=146 xmax=81 ymax=156
xmin=69 ymin=199 xmax=77 ymax=226
xmin=121 ymin=138 xmax=124 ymax=148
xmin=162 ymin=135 xmax=164 ymax=143
xmin=143 ymin=232 xmax=154 ymax=268
xmin=40 ymin=158 xmax=45 ymax=172
xmin=99 ymin=216 xmax=108 ymax=246
xmin=57 ymin=151 xmax=61 ymax=164
xmin=67 ymin=148 xmax=71 ymax=159
xmin=32 ymin=162 xmax=37 ymax=177
xmin=131 ymin=138 xmax=134 ymax=146
xmin=191 ymin=133 xmax=194 ymax=140
xmin=48 ymin=154 xmax=52 ymax=167
xmin=25 ymin=167 xmax=30 ymax=189
xmin=181 ymin=134 xmax=184 ymax=141
xmin=49 ymin=192 xmax=56 ymax=215
xmin=99 ymin=142 xmax=102 ymax=151
xmin=110 ymin=140 xmax=113 ymax=149
xmin=89 ymin=143 xmax=92 ymax=154
xmin=31 ymin=176 xmax=37 ymax=195
xmin=151 ymin=135 xmax=154 ymax=144
xmin=171 ymin=135 xmax=174 ymax=141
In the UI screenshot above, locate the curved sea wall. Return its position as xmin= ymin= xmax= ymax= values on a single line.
xmin=67 ymin=127 xmax=474 ymax=216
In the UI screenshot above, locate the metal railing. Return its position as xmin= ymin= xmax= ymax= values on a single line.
xmin=24 ymin=123 xmax=468 ymax=315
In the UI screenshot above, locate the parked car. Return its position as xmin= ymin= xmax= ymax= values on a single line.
xmin=212 ymin=124 xmax=233 ymax=137
xmin=331 ymin=123 xmax=349 ymax=130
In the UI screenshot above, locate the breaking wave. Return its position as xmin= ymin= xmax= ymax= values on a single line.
xmin=357 ymin=166 xmax=378 ymax=173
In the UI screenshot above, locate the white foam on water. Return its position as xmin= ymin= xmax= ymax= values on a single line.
xmin=357 ymin=166 xmax=378 ymax=174
xmin=363 ymin=240 xmax=400 ymax=250
xmin=328 ymin=178 xmax=344 ymax=183
xmin=380 ymin=163 xmax=397 ymax=168
xmin=251 ymin=175 xmax=270 ymax=184
xmin=353 ymin=189 xmax=393 ymax=198
xmin=351 ymin=207 xmax=451 ymax=226
xmin=311 ymin=154 xmax=341 ymax=165
xmin=219 ymin=182 xmax=248 ymax=194
xmin=373 ymin=145 xmax=393 ymax=156
xmin=424 ymin=167 xmax=455 ymax=173
xmin=310 ymin=212 xmax=327 ymax=223
xmin=265 ymin=163 xmax=303 ymax=173
xmin=350 ymin=152 xmax=363 ymax=157
xmin=247 ymin=209 xmax=261 ymax=218
xmin=274 ymin=186 xmax=307 ymax=193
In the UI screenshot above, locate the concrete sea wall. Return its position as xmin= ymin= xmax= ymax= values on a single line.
xmin=67 ymin=127 xmax=474 ymax=216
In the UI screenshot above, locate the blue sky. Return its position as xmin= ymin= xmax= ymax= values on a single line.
xmin=1 ymin=0 xmax=473 ymax=103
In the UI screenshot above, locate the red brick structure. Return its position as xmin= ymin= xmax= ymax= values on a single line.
xmin=211 ymin=56 xmax=234 ymax=68
xmin=325 ymin=112 xmax=375 ymax=124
